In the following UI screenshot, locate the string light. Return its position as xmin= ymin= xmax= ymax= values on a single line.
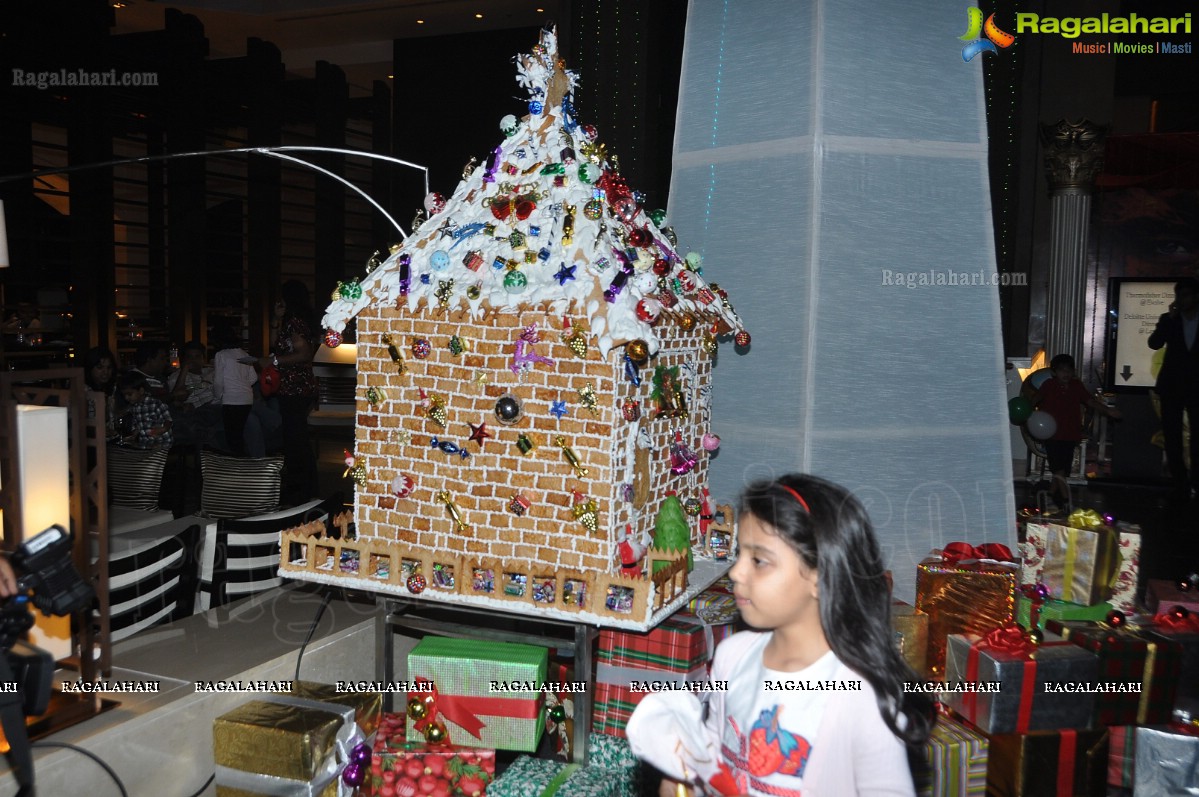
xmin=703 ymin=0 xmax=730 ymax=242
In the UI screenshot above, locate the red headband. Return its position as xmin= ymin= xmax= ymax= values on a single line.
xmin=779 ymin=484 xmax=810 ymax=513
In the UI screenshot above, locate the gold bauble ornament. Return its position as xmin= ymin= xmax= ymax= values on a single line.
xmin=626 ymin=339 xmax=650 ymax=365
xmin=425 ymin=722 xmax=448 ymax=745
xmin=407 ymin=697 xmax=428 ymax=720
xmin=678 ymin=315 xmax=696 ymax=332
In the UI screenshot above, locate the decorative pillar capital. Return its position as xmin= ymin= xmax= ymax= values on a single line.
xmin=1040 ymin=119 xmax=1109 ymax=195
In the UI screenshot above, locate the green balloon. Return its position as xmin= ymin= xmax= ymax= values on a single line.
xmin=1008 ymin=396 xmax=1033 ymax=424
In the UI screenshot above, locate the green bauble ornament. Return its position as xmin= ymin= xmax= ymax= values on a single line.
xmin=652 ymin=494 xmax=694 ymax=573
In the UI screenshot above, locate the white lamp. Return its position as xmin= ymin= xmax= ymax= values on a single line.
xmin=313 ymin=342 xmax=358 ymax=366
xmin=13 ymin=405 xmax=72 ymax=658
xmin=0 ymin=199 xmax=9 ymax=268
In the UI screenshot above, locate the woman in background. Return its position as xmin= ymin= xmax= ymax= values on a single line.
xmin=83 ymin=345 xmax=119 ymax=440
xmin=260 ymin=280 xmax=319 ymax=504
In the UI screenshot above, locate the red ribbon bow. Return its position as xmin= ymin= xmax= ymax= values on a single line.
xmin=941 ymin=541 xmax=1015 ymax=564
xmin=1153 ymin=609 xmax=1199 ymax=632
xmin=407 ymin=676 xmax=541 ymax=741
xmin=963 ymin=624 xmax=1039 ymax=733
xmin=981 ymin=624 xmax=1039 ymax=657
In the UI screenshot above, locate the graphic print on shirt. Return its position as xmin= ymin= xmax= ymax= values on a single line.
xmin=747 ymin=705 xmax=812 ymax=777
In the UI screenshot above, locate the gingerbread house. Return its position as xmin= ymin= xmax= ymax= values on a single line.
xmin=280 ymin=29 xmax=746 ymax=627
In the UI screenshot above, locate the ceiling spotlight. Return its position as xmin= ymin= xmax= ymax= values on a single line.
xmin=112 ymin=1 xmax=127 ymax=7
xmin=387 ymin=75 xmax=394 ymax=79
xmin=475 ymin=13 xmax=484 ymax=19
xmin=416 ymin=19 xmax=425 ymax=24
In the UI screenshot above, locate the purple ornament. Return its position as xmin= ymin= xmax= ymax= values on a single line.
xmin=1103 ymin=513 xmax=1115 ymax=526
xmin=351 ymin=743 xmax=372 ymax=765
xmin=483 ymin=145 xmax=503 ymax=184
xmin=399 ymin=253 xmax=411 ymax=296
xmin=342 ymin=763 xmax=365 ymax=787
xmin=1033 ymin=583 xmax=1050 ymax=601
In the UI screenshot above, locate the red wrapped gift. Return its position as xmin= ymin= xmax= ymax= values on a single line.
xmin=366 ymin=712 xmax=496 ymax=797
xmin=1045 ymin=618 xmax=1182 ymax=726
xmin=592 ymin=610 xmax=720 ymax=737
xmin=1138 ymin=608 xmax=1199 ymax=706
xmin=1107 ymin=725 xmax=1135 ymax=789
xmin=915 ymin=543 xmax=1018 ymax=676
xmin=1145 ymin=578 xmax=1199 ymax=615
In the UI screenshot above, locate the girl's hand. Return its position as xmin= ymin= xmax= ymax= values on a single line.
xmin=660 ymin=780 xmax=690 ymax=797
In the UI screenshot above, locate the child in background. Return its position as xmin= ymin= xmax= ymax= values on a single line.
xmin=119 ymin=371 xmax=173 ymax=449
xmin=1027 ymin=353 xmax=1120 ymax=509
xmin=211 ymin=323 xmax=258 ymax=455
xmin=627 ymin=475 xmax=932 ymax=797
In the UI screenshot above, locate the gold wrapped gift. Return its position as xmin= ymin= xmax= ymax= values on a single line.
xmin=916 ymin=551 xmax=1017 ymax=677
xmin=214 ymin=700 xmax=344 ymax=781
xmin=293 ymin=680 xmax=383 ymax=738
xmin=1036 ymin=521 xmax=1119 ymax=605
xmin=891 ymin=601 xmax=929 ymax=676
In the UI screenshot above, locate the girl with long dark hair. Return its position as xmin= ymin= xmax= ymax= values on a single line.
xmin=628 ymin=474 xmax=933 ymax=796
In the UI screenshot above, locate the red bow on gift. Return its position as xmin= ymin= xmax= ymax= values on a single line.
xmin=1153 ymin=609 xmax=1199 ymax=632
xmin=408 ymin=677 xmax=487 ymax=739
xmin=979 ymin=624 xmax=1038 ymax=657
xmin=940 ymin=542 xmax=1015 ymax=564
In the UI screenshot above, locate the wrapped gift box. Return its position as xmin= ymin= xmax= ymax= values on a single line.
xmin=593 ymin=610 xmax=723 ymax=737
xmin=214 ymin=696 xmax=362 ymax=797
xmin=489 ymin=743 xmax=640 ymax=797
xmin=1108 ymin=725 xmax=1135 ymax=790
xmin=1022 ymin=519 xmax=1119 ymax=606
xmin=1145 ymin=579 xmax=1199 ymax=615
xmin=893 ymin=600 xmax=929 ymax=676
xmin=366 ymin=712 xmax=496 ymax=797
xmin=1136 ymin=610 xmax=1199 ymax=707
xmin=915 ymin=547 xmax=1017 ymax=676
xmin=1014 ymin=592 xmax=1113 ymax=631
xmin=986 ymin=728 xmax=1108 ymax=797
xmin=1046 ymin=618 xmax=1182 ymax=726
xmin=916 ymin=711 xmax=988 ymax=797
xmin=944 ymin=626 xmax=1097 ymax=734
xmin=407 ymin=636 xmax=547 ymax=752
xmin=1110 ymin=522 xmax=1142 ymax=615
xmin=292 ymin=680 xmax=383 ymax=738
xmin=1133 ymin=723 xmax=1199 ymax=795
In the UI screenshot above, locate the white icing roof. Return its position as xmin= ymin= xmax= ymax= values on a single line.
xmin=322 ymin=28 xmax=744 ymax=358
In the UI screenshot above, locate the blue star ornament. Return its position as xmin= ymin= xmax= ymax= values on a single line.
xmin=550 ymin=400 xmax=569 ymax=420
xmin=554 ymin=262 xmax=578 ymax=286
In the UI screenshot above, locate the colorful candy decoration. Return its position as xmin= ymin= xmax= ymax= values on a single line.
xmin=734 ymin=330 xmax=752 ymax=347
xmin=342 ymin=450 xmax=367 ymax=488
xmin=424 ymin=191 xmax=447 ymax=216
xmin=578 ymin=383 xmax=599 ymax=416
xmin=621 ymin=399 xmax=641 ymax=422
xmin=391 ymin=473 xmax=415 ymax=499
xmin=406 ymin=573 xmax=427 ymax=594
xmin=418 ymin=389 xmax=448 ymax=429
xmin=365 ymin=386 xmax=386 ymax=407
xmin=398 ymin=253 xmax=412 ymax=295
xmin=468 ymin=420 xmax=493 ymax=448
xmin=509 ymin=493 xmax=531 ymax=516
xmin=381 ymin=333 xmax=407 ymax=375
xmin=561 ymin=317 xmax=588 ymax=359
xmin=448 ymin=335 xmax=469 ymax=356
xmin=652 ymin=366 xmax=687 ymax=418
xmin=683 ymin=497 xmax=703 ymax=516
xmin=434 ymin=279 xmax=455 ymax=307
xmin=323 ymin=329 xmax=342 ymax=348
xmin=555 ymin=435 xmax=588 ymax=478
xmin=636 ymin=298 xmax=662 ymax=324
xmin=571 ymin=490 xmax=599 ymax=534
xmin=435 ymin=489 xmax=469 ymax=533
xmin=429 ymin=438 xmax=470 ymax=460
xmin=623 ymin=353 xmax=642 ymax=386
xmin=511 ymin=325 xmax=555 ymax=374
xmin=516 ymin=433 xmax=537 ymax=455
xmin=669 ymin=431 xmax=699 ymax=475
xmin=561 ymin=204 xmax=575 ymax=245
xmin=494 ymin=393 xmax=524 ymax=425
xmin=412 ymin=338 xmax=432 ymax=359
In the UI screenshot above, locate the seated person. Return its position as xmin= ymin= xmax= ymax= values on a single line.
xmin=122 ymin=341 xmax=172 ymax=408
xmin=1 ymin=301 xmax=41 ymax=335
xmin=167 ymin=340 xmax=223 ymax=448
xmin=119 ymin=371 xmax=173 ymax=449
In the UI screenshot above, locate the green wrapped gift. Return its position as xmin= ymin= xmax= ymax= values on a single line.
xmin=587 ymin=734 xmax=641 ymax=797
xmin=916 ymin=712 xmax=987 ymax=797
xmin=407 ymin=636 xmax=547 ymax=752
xmin=1014 ymin=593 xmax=1113 ymax=631
xmin=490 ymin=757 xmax=630 ymax=797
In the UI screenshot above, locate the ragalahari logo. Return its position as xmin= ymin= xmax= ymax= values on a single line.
xmin=960 ymin=7 xmax=1016 ymax=61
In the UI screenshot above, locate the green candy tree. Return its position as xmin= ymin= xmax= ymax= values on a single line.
xmin=652 ymin=494 xmax=694 ymax=572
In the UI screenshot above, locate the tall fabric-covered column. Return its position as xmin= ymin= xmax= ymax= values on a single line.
xmin=1041 ymin=119 xmax=1108 ymax=366
xmin=668 ymin=1 xmax=1014 ymax=600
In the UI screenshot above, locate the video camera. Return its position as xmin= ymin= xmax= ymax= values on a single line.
xmin=1 ymin=525 xmax=94 ymax=715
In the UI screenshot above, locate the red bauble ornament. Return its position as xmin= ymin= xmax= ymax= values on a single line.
xmin=636 ymin=298 xmax=662 ymax=323
xmin=628 ymin=227 xmax=653 ymax=248
xmin=652 ymin=258 xmax=671 ymax=276
xmin=406 ymin=574 xmax=427 ymax=594
xmin=734 ymin=330 xmax=752 ymax=347
xmin=324 ymin=329 xmax=342 ymax=348
xmin=1105 ymin=610 xmax=1126 ymax=628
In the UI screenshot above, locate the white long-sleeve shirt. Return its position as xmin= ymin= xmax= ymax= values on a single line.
xmin=629 ymin=630 xmax=915 ymax=797
xmin=212 ymin=348 xmax=257 ymax=407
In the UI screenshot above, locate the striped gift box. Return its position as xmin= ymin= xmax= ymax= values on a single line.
xmin=1045 ymin=619 xmax=1182 ymax=726
xmin=916 ymin=712 xmax=988 ymax=796
xmin=592 ymin=612 xmax=718 ymax=737
xmin=1107 ymin=725 xmax=1135 ymax=789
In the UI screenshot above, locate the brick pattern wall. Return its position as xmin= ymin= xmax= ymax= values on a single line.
xmin=351 ymin=303 xmax=716 ymax=581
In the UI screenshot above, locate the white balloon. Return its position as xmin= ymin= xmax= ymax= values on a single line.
xmin=1026 ymin=410 xmax=1057 ymax=440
